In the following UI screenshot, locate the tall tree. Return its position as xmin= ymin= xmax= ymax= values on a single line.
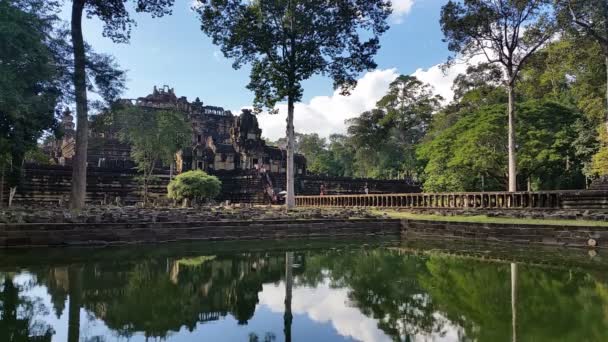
xmin=376 ymin=75 xmax=442 ymax=178
xmin=417 ymin=100 xmax=583 ymax=192
xmin=195 ymin=0 xmax=391 ymax=208
xmin=0 ymin=0 xmax=64 ymax=206
xmin=555 ymin=0 xmax=608 ymax=134
xmin=68 ymin=0 xmax=174 ymax=209
xmin=440 ymin=0 xmax=555 ymax=192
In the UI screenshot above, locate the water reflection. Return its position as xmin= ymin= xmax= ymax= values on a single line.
xmin=2 ymin=243 xmax=608 ymax=341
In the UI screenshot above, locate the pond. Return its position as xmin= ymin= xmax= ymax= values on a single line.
xmin=1 ymin=239 xmax=608 ymax=342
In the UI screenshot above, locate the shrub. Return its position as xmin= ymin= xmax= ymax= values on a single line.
xmin=167 ymin=170 xmax=222 ymax=203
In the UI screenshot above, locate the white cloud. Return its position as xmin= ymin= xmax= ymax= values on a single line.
xmin=259 ymin=280 xmax=391 ymax=342
xmin=258 ymin=68 xmax=399 ymax=140
xmin=412 ymin=54 xmax=487 ymax=102
xmin=411 ymin=63 xmax=465 ymax=103
xmin=256 ymin=61 xmax=476 ymax=141
xmin=258 ymin=280 xmax=465 ymax=342
xmin=391 ymin=0 xmax=415 ymax=23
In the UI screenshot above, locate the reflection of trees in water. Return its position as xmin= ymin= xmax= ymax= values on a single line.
xmin=300 ymin=249 xmax=608 ymax=342
xmin=299 ymin=250 xmax=446 ymax=341
xmin=0 ymin=273 xmax=54 ymax=342
xmin=34 ymin=253 xmax=287 ymax=338
xmin=420 ymin=256 xmax=608 ymax=341
xmin=8 ymin=247 xmax=608 ymax=341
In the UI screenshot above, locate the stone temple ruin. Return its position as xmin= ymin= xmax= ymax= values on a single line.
xmin=55 ymin=85 xmax=307 ymax=175
xmin=9 ymin=86 xmax=419 ymax=205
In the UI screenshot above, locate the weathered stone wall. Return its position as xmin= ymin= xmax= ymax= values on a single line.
xmin=402 ymin=219 xmax=608 ymax=248
xmin=2 ymin=166 xmax=420 ymax=205
xmin=2 ymin=165 xmax=168 ymax=206
xmin=0 ymin=218 xmax=401 ymax=248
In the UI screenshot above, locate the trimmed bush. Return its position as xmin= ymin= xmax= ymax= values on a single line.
xmin=167 ymin=170 xmax=222 ymax=203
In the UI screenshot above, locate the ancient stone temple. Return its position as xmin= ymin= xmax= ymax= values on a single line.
xmin=12 ymin=86 xmax=418 ymax=206
xmin=51 ymin=85 xmax=306 ymax=174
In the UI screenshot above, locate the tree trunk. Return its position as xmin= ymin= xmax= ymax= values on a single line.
xmin=8 ymin=187 xmax=16 ymax=207
xmin=284 ymin=252 xmax=293 ymax=342
xmin=507 ymin=85 xmax=517 ymax=192
xmin=68 ymin=266 xmax=82 ymax=342
xmin=143 ymin=177 xmax=148 ymax=207
xmin=285 ymin=96 xmax=296 ymax=209
xmin=511 ymin=263 xmax=518 ymax=342
xmin=69 ymin=0 xmax=89 ymax=210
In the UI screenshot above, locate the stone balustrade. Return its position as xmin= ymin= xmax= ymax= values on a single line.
xmin=295 ymin=191 xmax=572 ymax=209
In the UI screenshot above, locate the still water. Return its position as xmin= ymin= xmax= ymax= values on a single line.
xmin=1 ymin=240 xmax=608 ymax=342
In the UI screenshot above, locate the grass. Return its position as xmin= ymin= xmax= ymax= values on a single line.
xmin=375 ymin=210 xmax=608 ymax=227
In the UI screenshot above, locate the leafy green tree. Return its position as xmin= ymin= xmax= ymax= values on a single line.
xmin=118 ymin=108 xmax=191 ymax=205
xmin=555 ymin=0 xmax=608 ymax=134
xmin=347 ymin=109 xmax=395 ymax=178
xmin=376 ymin=75 xmax=442 ymax=178
xmin=441 ymin=0 xmax=556 ymax=191
xmin=452 ymin=63 xmax=504 ymax=102
xmin=418 ymin=100 xmax=583 ymax=192
xmin=167 ymin=170 xmax=222 ymax=204
xmin=345 ymin=76 xmax=440 ymax=179
xmin=296 ymin=134 xmax=329 ymax=175
xmin=517 ymin=37 xmax=606 ymax=177
xmin=0 ymin=0 xmax=65 ymax=206
xmin=195 ymin=0 xmax=391 ymax=208
xmin=68 ymin=0 xmax=175 ymax=209
xmin=327 ymin=134 xmax=356 ymax=177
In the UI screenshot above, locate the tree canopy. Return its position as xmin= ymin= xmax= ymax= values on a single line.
xmin=440 ymin=0 xmax=556 ymax=191
xmin=68 ymin=0 xmax=175 ymax=209
xmin=117 ymin=107 xmax=191 ymax=204
xmin=0 ymin=0 xmax=65 ymax=205
xmin=195 ymin=0 xmax=391 ymax=207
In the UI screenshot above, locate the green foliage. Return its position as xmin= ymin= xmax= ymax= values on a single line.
xmin=196 ymin=0 xmax=391 ymax=111
xmin=117 ymin=107 xmax=191 ymax=203
xmin=68 ymin=0 xmax=174 ymax=209
xmin=554 ymin=0 xmax=608 ymax=55
xmin=167 ymin=170 xmax=222 ymax=203
xmin=196 ymin=0 xmax=391 ymax=207
xmin=518 ymin=36 xmax=606 ymax=177
xmin=346 ymin=75 xmax=441 ymax=179
xmin=78 ymin=0 xmax=175 ymax=44
xmin=440 ymin=0 xmax=555 ymax=77
xmin=592 ymin=129 xmax=608 ymax=176
xmin=418 ymin=100 xmax=584 ymax=192
xmin=271 ymin=133 xmax=355 ymax=177
xmin=421 ymin=257 xmax=608 ymax=342
xmin=0 ymin=0 xmax=63 ymax=188
xmin=441 ymin=0 xmax=557 ymax=191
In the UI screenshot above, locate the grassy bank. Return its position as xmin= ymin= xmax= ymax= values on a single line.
xmin=375 ymin=210 xmax=608 ymax=227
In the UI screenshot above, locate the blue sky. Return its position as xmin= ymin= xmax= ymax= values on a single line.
xmin=61 ymin=0 xmax=461 ymax=139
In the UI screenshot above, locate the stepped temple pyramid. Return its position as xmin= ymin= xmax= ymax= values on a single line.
xmin=17 ymin=85 xmax=418 ymax=205
xmin=51 ymin=85 xmax=306 ymax=175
